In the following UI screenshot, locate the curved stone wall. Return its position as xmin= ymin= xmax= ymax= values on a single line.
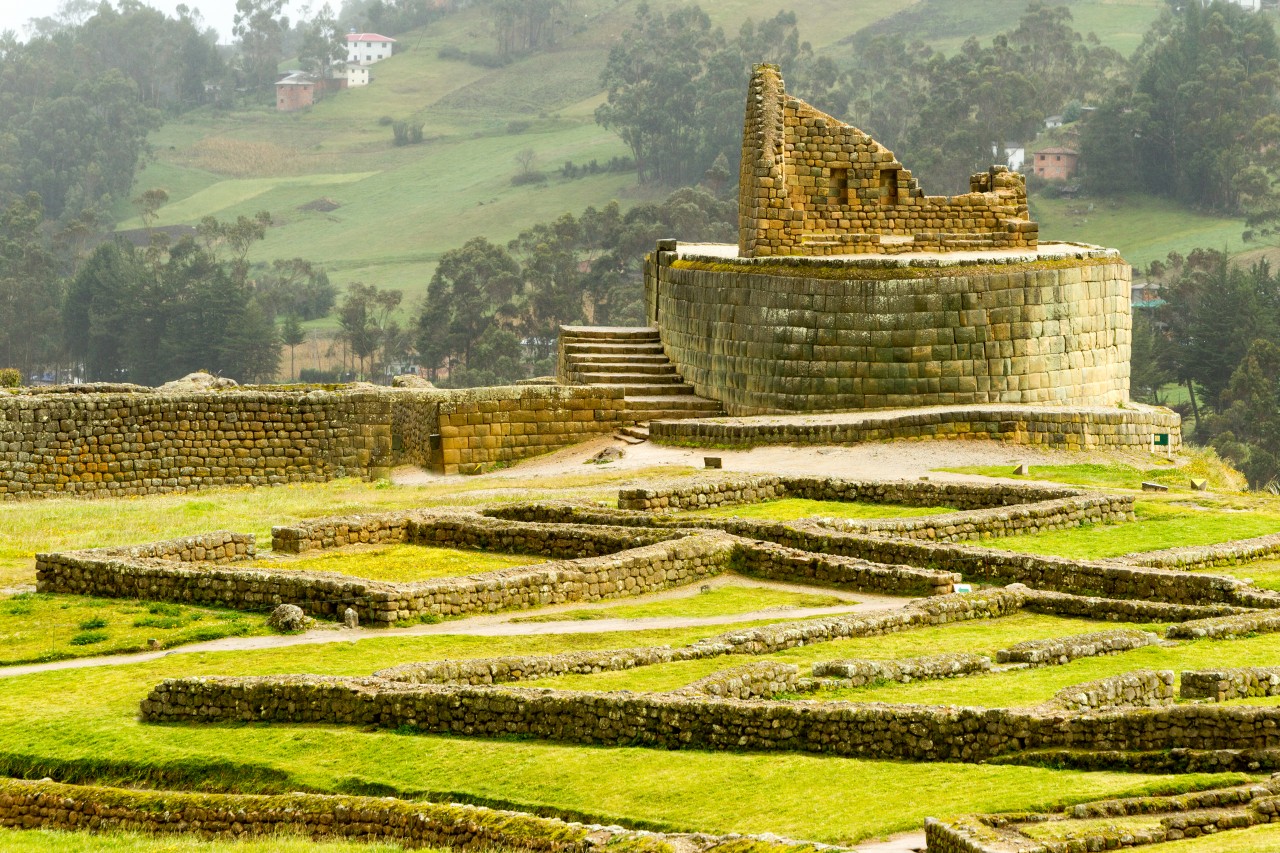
xmin=645 ymin=244 xmax=1131 ymax=415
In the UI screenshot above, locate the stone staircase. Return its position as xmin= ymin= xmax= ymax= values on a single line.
xmin=558 ymin=326 xmax=723 ymax=423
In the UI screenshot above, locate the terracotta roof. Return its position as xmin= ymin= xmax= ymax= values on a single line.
xmin=346 ymin=33 xmax=396 ymax=42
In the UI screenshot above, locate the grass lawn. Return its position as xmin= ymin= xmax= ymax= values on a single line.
xmin=509 ymin=584 xmax=849 ymax=624
xmin=687 ymin=498 xmax=956 ymax=521
xmin=533 ymin=612 xmax=1156 ymax=693
xmin=0 ymin=625 xmax=1244 ymax=845
xmin=982 ymin=499 xmax=1280 ymax=560
xmin=1192 ymin=557 xmax=1280 ymax=592
xmin=248 ymin=544 xmax=537 ymax=583
xmin=1030 ymin=193 xmax=1245 ymax=271
xmin=0 ymin=595 xmax=264 ymax=667
xmin=937 ymin=456 xmax=1245 ymax=493
xmin=0 ymin=467 xmax=692 ymax=589
xmin=0 ymin=830 xmax=423 ymax=852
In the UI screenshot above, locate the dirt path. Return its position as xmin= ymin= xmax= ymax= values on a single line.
xmin=0 ymin=580 xmax=917 ymax=679
xmin=392 ymin=434 xmax=1163 ymax=488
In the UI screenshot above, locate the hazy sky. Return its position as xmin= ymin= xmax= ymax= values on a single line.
xmin=1 ymin=0 xmax=311 ymax=43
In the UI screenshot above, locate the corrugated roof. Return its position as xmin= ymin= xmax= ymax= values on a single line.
xmin=346 ymin=33 xmax=396 ymax=42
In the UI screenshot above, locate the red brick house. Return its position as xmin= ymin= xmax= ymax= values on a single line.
xmin=1033 ymin=147 xmax=1080 ymax=182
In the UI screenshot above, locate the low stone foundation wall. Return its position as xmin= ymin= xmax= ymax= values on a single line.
xmin=0 ymin=778 xmax=804 ymax=853
xmin=1019 ymin=588 xmax=1247 ymax=623
xmin=1181 ymin=667 xmax=1280 ymax=701
xmin=648 ymin=405 xmax=1181 ymax=452
xmin=995 ymin=629 xmax=1161 ymax=666
xmin=376 ymin=647 xmax=690 ymax=686
xmin=1043 ymin=670 xmax=1174 ymax=712
xmin=673 ymin=661 xmax=800 ymax=699
xmin=143 ymin=670 xmax=1280 ymax=763
xmin=732 ymin=540 xmax=957 ymax=596
xmin=1116 ymin=532 xmax=1280 ymax=570
xmin=812 ymin=653 xmax=991 ymax=687
xmin=37 ymin=523 xmax=735 ymax=625
xmin=1167 ymin=611 xmax=1280 ymax=640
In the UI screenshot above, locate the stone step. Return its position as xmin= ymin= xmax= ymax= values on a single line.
xmin=614 ymin=432 xmax=646 ymax=445
xmin=574 ymin=372 xmax=684 ymax=385
xmin=565 ymin=353 xmax=670 ymax=365
xmin=618 ymin=425 xmax=650 ymax=441
xmin=599 ymin=382 xmax=696 ymax=397
xmin=560 ymin=325 xmax=659 ymax=342
xmin=565 ymin=360 xmax=673 ymax=375
xmin=624 ymin=395 xmax=723 ymax=413
xmin=563 ymin=342 xmax=666 ymax=357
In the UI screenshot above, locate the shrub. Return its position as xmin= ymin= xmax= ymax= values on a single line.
xmin=70 ymin=631 xmax=108 ymax=646
xmin=511 ymin=171 xmax=547 ymax=186
xmin=507 ymin=120 xmax=531 ymax=134
xmin=77 ymin=616 xmax=108 ymax=630
xmin=0 ymin=368 xmax=20 ymax=388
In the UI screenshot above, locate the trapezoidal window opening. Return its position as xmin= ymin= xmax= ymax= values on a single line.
xmin=829 ymin=167 xmax=849 ymax=204
xmin=879 ymin=168 xmax=898 ymax=206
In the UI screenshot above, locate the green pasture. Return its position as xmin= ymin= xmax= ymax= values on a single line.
xmin=0 ymin=624 xmax=1243 ymax=845
xmin=509 ymin=584 xmax=850 ymax=624
xmin=247 ymin=544 xmax=536 ymax=583
xmin=687 ymin=498 xmax=956 ymax=521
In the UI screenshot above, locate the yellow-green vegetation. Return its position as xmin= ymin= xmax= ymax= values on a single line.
xmin=509 ymin=584 xmax=849 ymax=624
xmin=937 ymin=451 xmax=1246 ymax=492
xmin=0 ymin=466 xmax=694 ymax=588
xmin=533 ymin=613 xmax=1155 ymax=693
xmin=982 ymin=499 xmax=1280 ymax=560
xmin=1155 ymin=824 xmax=1280 ymax=851
xmin=687 ymin=498 xmax=955 ymax=521
xmin=1017 ymin=812 xmax=1189 ymax=843
xmin=249 ymin=544 xmax=535 ymax=582
xmin=0 ymin=829 xmax=420 ymax=852
xmin=1200 ymin=557 xmax=1280 ymax=592
xmin=0 ymin=628 xmax=1244 ymax=845
xmin=0 ymin=594 xmax=263 ymax=667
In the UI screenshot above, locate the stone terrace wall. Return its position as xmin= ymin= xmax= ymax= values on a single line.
xmin=995 ymin=629 xmax=1161 ymax=666
xmin=1041 ymin=670 xmax=1174 ymax=712
xmin=732 ymin=540 xmax=957 ymax=596
xmin=144 ymin=670 xmax=1280 ymax=764
xmin=648 ymin=404 xmax=1181 ymax=451
xmin=646 ymin=249 xmax=1131 ymax=415
xmin=0 ymin=778 xmax=806 ymax=853
xmin=1116 ymin=532 xmax=1280 ymax=571
xmin=0 ymin=385 xmax=626 ymax=499
xmin=672 ymin=661 xmax=800 ymax=699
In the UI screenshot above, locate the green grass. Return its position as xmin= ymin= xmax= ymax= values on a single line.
xmin=509 ymin=584 xmax=850 ymax=624
xmin=532 ymin=612 xmax=1156 ymax=693
xmin=0 ymin=466 xmax=695 ymax=588
xmin=1191 ymin=557 xmax=1280 ymax=592
xmin=982 ymin=499 xmax=1280 ymax=561
xmin=1031 ymin=193 xmax=1245 ymax=270
xmin=937 ymin=453 xmax=1245 ymax=492
xmin=248 ymin=543 xmax=536 ymax=582
xmin=0 ymin=594 xmax=264 ymax=666
xmin=0 ymin=829 xmax=423 ymax=852
xmin=1017 ymin=812 xmax=1179 ymax=842
xmin=0 ymin=626 xmax=1244 ymax=845
xmin=687 ymin=498 xmax=956 ymax=521
xmin=1156 ymin=824 xmax=1280 ymax=852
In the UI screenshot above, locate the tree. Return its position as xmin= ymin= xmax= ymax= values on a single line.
xmin=1209 ymin=339 xmax=1280 ymax=488
xmin=297 ymin=3 xmax=345 ymax=79
xmin=339 ymin=282 xmax=402 ymax=377
xmin=234 ymin=0 xmax=290 ymax=91
xmin=0 ymin=193 xmax=64 ymax=378
xmin=416 ymin=237 xmax=521 ymax=378
xmin=280 ymin=314 xmax=306 ymax=381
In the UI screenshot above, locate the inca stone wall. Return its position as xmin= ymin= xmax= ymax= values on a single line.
xmin=0 ymin=385 xmax=624 ymax=499
xmin=738 ymin=65 xmax=1036 ymax=256
xmin=644 ymin=248 xmax=1132 ymax=415
xmin=1181 ymin=668 xmax=1280 ymax=701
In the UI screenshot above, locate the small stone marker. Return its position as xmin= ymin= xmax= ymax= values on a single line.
xmin=342 ymin=607 xmax=359 ymax=629
xmin=147 ymin=638 xmax=161 ymax=651
xmin=954 ymin=583 xmax=973 ymax=594
xmin=1013 ymin=463 xmax=1029 ymax=476
xmin=704 ymin=456 xmax=722 ymax=469
xmin=1190 ymin=478 xmax=1209 ymax=491
xmin=1141 ymin=481 xmax=1170 ymax=492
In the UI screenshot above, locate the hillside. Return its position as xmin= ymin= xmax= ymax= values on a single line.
xmin=121 ymin=0 xmax=1240 ymax=324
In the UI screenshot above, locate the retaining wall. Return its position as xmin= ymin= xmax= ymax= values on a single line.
xmin=646 ymin=247 xmax=1131 ymax=414
xmin=1182 ymin=667 xmax=1280 ymax=701
xmin=647 ymin=404 xmax=1181 ymax=452
xmin=0 ymin=385 xmax=625 ymax=500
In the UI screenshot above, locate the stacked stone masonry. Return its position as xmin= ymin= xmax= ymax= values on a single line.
xmin=648 ymin=405 xmax=1180 ymax=450
xmin=995 ymin=630 xmax=1162 ymax=666
xmin=0 ymin=778 xmax=809 ymax=853
xmin=811 ymin=653 xmax=992 ymax=687
xmin=1042 ymin=670 xmax=1175 ymax=712
xmin=646 ymin=251 xmax=1133 ymax=414
xmin=1181 ymin=667 xmax=1280 ymax=701
xmin=738 ymin=65 xmax=1035 ymax=257
xmin=0 ymin=385 xmax=626 ymax=499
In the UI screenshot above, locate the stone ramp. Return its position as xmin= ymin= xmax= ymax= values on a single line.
xmin=558 ymin=326 xmax=723 ymax=422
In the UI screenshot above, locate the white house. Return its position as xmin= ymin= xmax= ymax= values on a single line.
xmin=347 ymin=64 xmax=371 ymax=87
xmin=346 ymin=32 xmax=396 ymax=64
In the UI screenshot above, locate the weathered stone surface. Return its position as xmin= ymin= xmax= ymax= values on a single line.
xmin=267 ymin=604 xmax=312 ymax=633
